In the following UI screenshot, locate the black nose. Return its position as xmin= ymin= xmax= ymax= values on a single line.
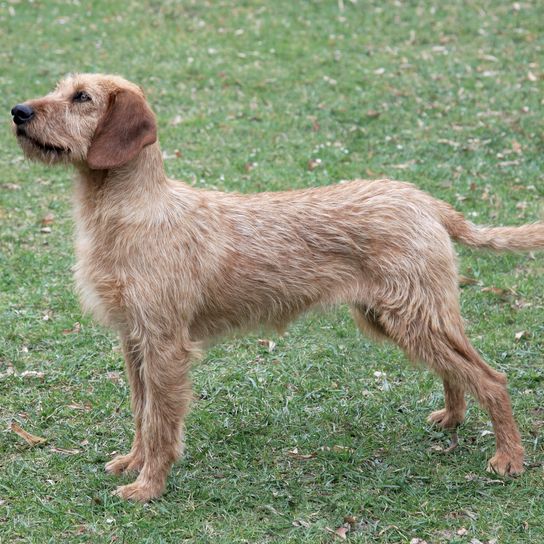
xmin=11 ymin=104 xmax=35 ymax=125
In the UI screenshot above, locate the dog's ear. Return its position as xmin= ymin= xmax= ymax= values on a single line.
xmin=87 ymin=89 xmax=157 ymax=170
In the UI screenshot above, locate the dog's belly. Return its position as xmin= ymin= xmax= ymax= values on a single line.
xmin=188 ymin=301 xmax=303 ymax=341
xmin=188 ymin=269 xmax=351 ymax=341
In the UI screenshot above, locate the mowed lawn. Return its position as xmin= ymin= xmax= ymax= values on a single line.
xmin=1 ymin=1 xmax=543 ymax=542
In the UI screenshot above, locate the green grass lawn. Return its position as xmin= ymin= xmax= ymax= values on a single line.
xmin=1 ymin=1 xmax=543 ymax=542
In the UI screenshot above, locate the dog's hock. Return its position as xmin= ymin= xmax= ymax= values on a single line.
xmin=87 ymin=89 xmax=157 ymax=170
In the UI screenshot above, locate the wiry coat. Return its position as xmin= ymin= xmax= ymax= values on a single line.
xmin=12 ymin=74 xmax=544 ymax=502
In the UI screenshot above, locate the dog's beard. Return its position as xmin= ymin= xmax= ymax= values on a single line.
xmin=15 ymin=126 xmax=71 ymax=164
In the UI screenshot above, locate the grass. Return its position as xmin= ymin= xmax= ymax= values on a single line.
xmin=1 ymin=0 xmax=543 ymax=542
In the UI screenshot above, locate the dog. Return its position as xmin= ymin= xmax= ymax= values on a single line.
xmin=11 ymin=74 xmax=544 ymax=502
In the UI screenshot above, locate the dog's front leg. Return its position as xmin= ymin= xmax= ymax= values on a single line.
xmin=114 ymin=338 xmax=193 ymax=502
xmin=106 ymin=335 xmax=146 ymax=475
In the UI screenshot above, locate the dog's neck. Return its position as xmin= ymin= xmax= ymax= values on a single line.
xmin=74 ymin=142 xmax=168 ymax=212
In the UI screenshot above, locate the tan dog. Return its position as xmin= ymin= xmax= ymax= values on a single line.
xmin=12 ymin=74 xmax=544 ymax=502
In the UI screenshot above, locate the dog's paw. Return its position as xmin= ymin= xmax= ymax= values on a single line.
xmin=427 ymin=408 xmax=464 ymax=430
xmin=113 ymin=480 xmax=164 ymax=502
xmin=487 ymin=450 xmax=524 ymax=477
xmin=105 ymin=452 xmax=144 ymax=475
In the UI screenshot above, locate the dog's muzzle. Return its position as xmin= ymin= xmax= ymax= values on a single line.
xmin=11 ymin=104 xmax=35 ymax=126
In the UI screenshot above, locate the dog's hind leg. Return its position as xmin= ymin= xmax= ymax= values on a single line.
xmin=428 ymin=378 xmax=466 ymax=430
xmin=350 ymin=303 xmax=390 ymax=342
xmin=352 ymin=303 xmax=467 ymax=430
xmin=380 ymin=300 xmax=524 ymax=476
xmin=353 ymin=301 xmax=466 ymax=426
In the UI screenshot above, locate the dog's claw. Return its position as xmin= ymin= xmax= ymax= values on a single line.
xmin=486 ymin=450 xmax=524 ymax=477
xmin=105 ymin=452 xmax=144 ymax=475
xmin=113 ymin=481 xmax=163 ymax=503
xmin=427 ymin=408 xmax=464 ymax=430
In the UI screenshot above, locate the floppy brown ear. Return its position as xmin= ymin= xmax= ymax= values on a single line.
xmin=87 ymin=89 xmax=157 ymax=170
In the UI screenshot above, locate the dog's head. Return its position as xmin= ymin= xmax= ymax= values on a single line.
xmin=11 ymin=74 xmax=157 ymax=170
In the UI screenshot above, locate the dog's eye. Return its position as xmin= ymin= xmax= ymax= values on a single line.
xmin=73 ymin=91 xmax=92 ymax=103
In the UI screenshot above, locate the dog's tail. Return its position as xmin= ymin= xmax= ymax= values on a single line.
xmin=437 ymin=201 xmax=544 ymax=251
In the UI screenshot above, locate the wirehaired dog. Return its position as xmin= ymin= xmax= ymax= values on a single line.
xmin=11 ymin=74 xmax=544 ymax=501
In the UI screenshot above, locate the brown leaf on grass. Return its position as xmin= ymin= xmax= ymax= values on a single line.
xmin=20 ymin=370 xmax=45 ymax=380
xmin=465 ymin=472 xmax=505 ymax=485
xmin=258 ymin=338 xmax=276 ymax=352
xmin=511 ymin=298 xmax=532 ymax=310
xmin=438 ymin=138 xmax=460 ymax=148
xmin=63 ymin=322 xmax=81 ymax=334
xmin=67 ymin=403 xmax=92 ymax=412
xmin=481 ymin=286 xmax=508 ymax=298
xmin=437 ymin=529 xmax=455 ymax=540
xmin=498 ymin=160 xmax=520 ymax=167
xmin=325 ymin=526 xmax=350 ymax=540
xmin=334 ymin=526 xmax=349 ymax=540
xmin=74 ymin=525 xmax=87 ymax=535
xmin=287 ymin=447 xmax=316 ymax=460
xmin=50 ymin=447 xmax=80 ymax=455
xmin=332 ymin=444 xmax=353 ymax=453
xmin=307 ymin=158 xmax=322 ymax=171
xmin=459 ymin=275 xmax=478 ymax=286
xmin=41 ymin=212 xmax=55 ymax=226
xmin=1 ymin=183 xmax=21 ymax=190
xmin=511 ymin=140 xmax=522 ymax=154
xmin=366 ymin=109 xmax=381 ymax=118
xmin=391 ymin=160 xmax=416 ymax=170
xmin=106 ymin=371 xmax=123 ymax=383
xmin=170 ymin=114 xmax=183 ymax=126
xmin=10 ymin=422 xmax=47 ymax=446
xmin=445 ymin=509 xmax=478 ymax=520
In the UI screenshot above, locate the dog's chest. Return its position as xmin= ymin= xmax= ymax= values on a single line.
xmin=73 ymin=225 xmax=127 ymax=327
